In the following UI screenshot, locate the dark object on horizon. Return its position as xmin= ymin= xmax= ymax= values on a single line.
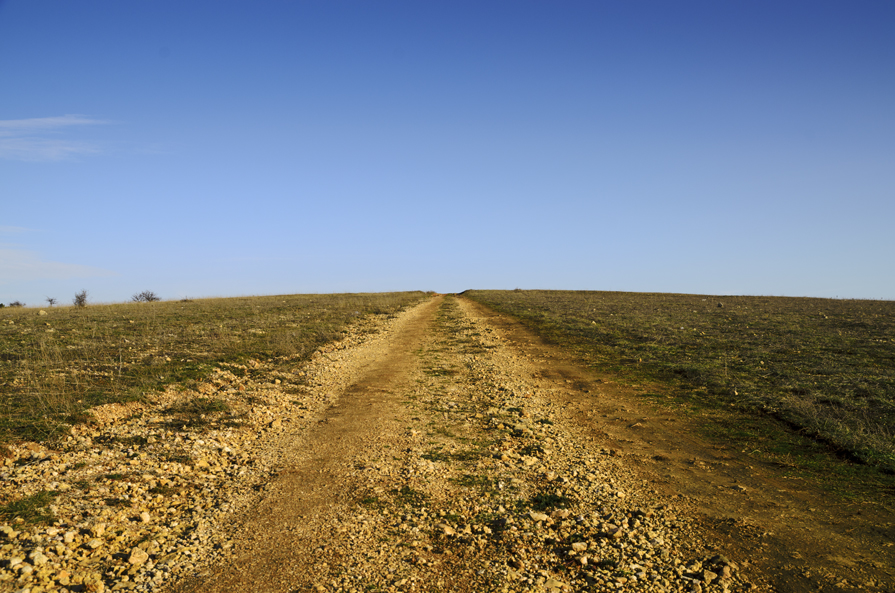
xmin=132 ymin=290 xmax=161 ymax=303
xmin=73 ymin=290 xmax=88 ymax=308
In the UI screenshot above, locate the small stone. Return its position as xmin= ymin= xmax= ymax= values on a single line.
xmin=87 ymin=538 xmax=104 ymax=549
xmin=140 ymin=512 xmax=151 ymax=523
xmin=529 ymin=511 xmax=549 ymax=522
xmin=270 ymin=419 xmax=282 ymax=429
xmin=90 ymin=523 xmax=107 ymax=537
xmin=571 ymin=542 xmax=587 ymax=552
xmin=703 ymin=569 xmax=718 ymax=583
xmin=29 ymin=551 xmax=49 ymax=566
xmin=39 ymin=310 xmax=47 ymax=316
xmin=607 ymin=527 xmax=625 ymax=539
xmin=551 ymin=509 xmax=571 ymax=519
xmin=64 ymin=531 xmax=77 ymax=543
xmin=545 ymin=577 xmax=567 ymax=590
xmin=438 ymin=524 xmax=455 ymax=536
xmin=128 ymin=547 xmax=150 ymax=566
xmin=0 ymin=525 xmax=18 ymax=539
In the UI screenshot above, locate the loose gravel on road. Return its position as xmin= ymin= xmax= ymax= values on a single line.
xmin=1 ymin=295 xmax=792 ymax=592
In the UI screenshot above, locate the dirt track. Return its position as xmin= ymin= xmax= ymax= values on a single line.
xmin=166 ymin=295 xmax=894 ymax=593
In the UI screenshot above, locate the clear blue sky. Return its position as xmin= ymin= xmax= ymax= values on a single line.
xmin=2 ymin=1 xmax=893 ymax=304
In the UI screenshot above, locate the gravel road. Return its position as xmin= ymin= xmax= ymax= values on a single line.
xmin=3 ymin=295 xmax=892 ymax=593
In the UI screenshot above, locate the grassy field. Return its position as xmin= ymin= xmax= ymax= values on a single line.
xmin=0 ymin=292 xmax=429 ymax=445
xmin=465 ymin=290 xmax=895 ymax=481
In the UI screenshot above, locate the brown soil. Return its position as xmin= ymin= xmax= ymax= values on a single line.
xmin=166 ymin=295 xmax=894 ymax=593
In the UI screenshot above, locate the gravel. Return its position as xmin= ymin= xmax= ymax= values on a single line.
xmin=0 ymin=297 xmax=766 ymax=592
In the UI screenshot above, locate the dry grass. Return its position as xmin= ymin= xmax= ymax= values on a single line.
xmin=0 ymin=292 xmax=429 ymax=444
xmin=465 ymin=290 xmax=895 ymax=475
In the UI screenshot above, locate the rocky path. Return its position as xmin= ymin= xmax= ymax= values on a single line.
xmin=171 ymin=295 xmax=759 ymax=593
xmin=3 ymin=295 xmax=892 ymax=593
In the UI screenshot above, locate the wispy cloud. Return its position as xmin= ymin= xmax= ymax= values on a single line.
xmin=0 ymin=114 xmax=109 ymax=161
xmin=0 ymin=226 xmax=35 ymax=235
xmin=0 ymin=248 xmax=116 ymax=282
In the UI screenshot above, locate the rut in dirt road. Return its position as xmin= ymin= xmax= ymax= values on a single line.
xmin=170 ymin=295 xmax=761 ymax=593
xmin=171 ymin=297 xmax=441 ymax=592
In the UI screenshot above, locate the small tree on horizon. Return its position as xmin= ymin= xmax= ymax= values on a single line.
xmin=73 ymin=290 xmax=88 ymax=308
xmin=132 ymin=290 xmax=161 ymax=303
xmin=46 ymin=297 xmax=58 ymax=307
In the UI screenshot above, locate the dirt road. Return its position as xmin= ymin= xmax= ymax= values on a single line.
xmin=167 ymin=295 xmax=894 ymax=593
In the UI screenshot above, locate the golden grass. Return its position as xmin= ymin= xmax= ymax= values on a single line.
xmin=0 ymin=292 xmax=429 ymax=444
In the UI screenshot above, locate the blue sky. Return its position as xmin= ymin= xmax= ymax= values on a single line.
xmin=1 ymin=1 xmax=893 ymax=304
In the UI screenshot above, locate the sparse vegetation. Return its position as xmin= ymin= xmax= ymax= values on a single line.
xmin=73 ymin=290 xmax=88 ymax=308
xmin=8 ymin=301 xmax=24 ymax=308
xmin=164 ymin=396 xmax=232 ymax=429
xmin=0 ymin=292 xmax=428 ymax=444
xmin=465 ymin=290 xmax=895 ymax=473
xmin=132 ymin=290 xmax=161 ymax=303
xmin=393 ymin=485 xmax=428 ymax=507
xmin=0 ymin=489 xmax=58 ymax=524
xmin=46 ymin=297 xmax=57 ymax=307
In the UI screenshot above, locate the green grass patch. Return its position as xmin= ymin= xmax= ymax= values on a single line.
xmin=393 ymin=486 xmax=428 ymax=507
xmin=529 ymin=492 xmax=572 ymax=511
xmin=0 ymin=490 xmax=58 ymax=524
xmin=450 ymin=474 xmax=497 ymax=493
xmin=465 ymin=290 xmax=895 ymax=488
xmin=359 ymin=495 xmax=382 ymax=508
